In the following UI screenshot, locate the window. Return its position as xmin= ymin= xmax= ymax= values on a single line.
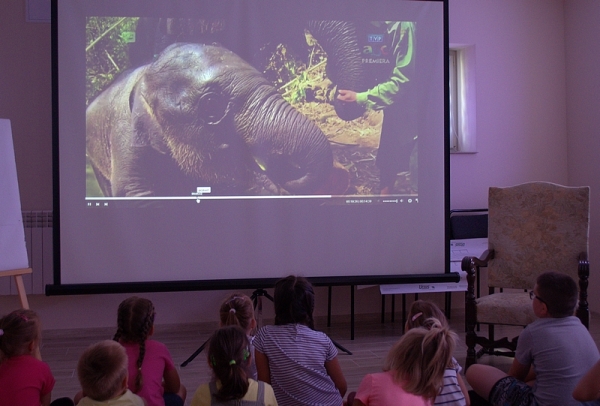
xmin=449 ymin=49 xmax=460 ymax=151
xmin=449 ymin=45 xmax=476 ymax=153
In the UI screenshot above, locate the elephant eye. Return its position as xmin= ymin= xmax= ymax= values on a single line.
xmin=197 ymin=91 xmax=229 ymax=125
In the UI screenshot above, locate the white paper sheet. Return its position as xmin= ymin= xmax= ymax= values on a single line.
xmin=0 ymin=119 xmax=29 ymax=271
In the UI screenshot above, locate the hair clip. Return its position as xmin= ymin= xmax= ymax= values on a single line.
xmin=18 ymin=314 xmax=29 ymax=322
xmin=229 ymin=308 xmax=236 ymax=314
xmin=243 ymin=348 xmax=250 ymax=361
xmin=229 ymin=360 xmax=236 ymax=365
xmin=226 ymin=296 xmax=242 ymax=305
xmin=411 ymin=312 xmax=423 ymax=322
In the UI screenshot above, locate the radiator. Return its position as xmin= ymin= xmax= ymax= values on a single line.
xmin=0 ymin=211 xmax=53 ymax=296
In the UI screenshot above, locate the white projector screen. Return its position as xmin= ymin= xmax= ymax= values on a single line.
xmin=50 ymin=0 xmax=451 ymax=294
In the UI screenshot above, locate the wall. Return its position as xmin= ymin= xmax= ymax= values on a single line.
xmin=449 ymin=0 xmax=568 ymax=209
xmin=564 ymin=0 xmax=600 ymax=312
xmin=1 ymin=0 xmax=598 ymax=329
xmin=0 ymin=1 xmax=52 ymax=211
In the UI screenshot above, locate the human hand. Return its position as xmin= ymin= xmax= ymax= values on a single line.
xmin=337 ymin=90 xmax=357 ymax=102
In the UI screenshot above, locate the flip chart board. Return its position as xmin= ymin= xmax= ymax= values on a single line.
xmin=0 ymin=119 xmax=29 ymax=272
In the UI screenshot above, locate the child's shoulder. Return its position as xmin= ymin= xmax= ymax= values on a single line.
xmin=530 ymin=315 xmax=580 ymax=328
xmin=79 ymin=389 xmax=144 ymax=406
xmin=522 ymin=317 xmax=583 ymax=343
xmin=2 ymin=354 xmax=51 ymax=371
xmin=110 ymin=389 xmax=145 ymax=406
xmin=145 ymin=338 xmax=168 ymax=348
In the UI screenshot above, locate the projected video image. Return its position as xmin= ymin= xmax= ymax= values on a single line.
xmin=85 ymin=18 xmax=418 ymax=199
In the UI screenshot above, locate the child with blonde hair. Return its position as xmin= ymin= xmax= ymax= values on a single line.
xmin=113 ymin=296 xmax=186 ymax=406
xmin=0 ymin=308 xmax=74 ymax=406
xmin=191 ymin=325 xmax=277 ymax=405
xmin=352 ymin=318 xmax=457 ymax=406
xmin=405 ymin=300 xmax=469 ymax=406
xmin=77 ymin=340 xmax=145 ymax=405
xmin=219 ymin=293 xmax=257 ymax=379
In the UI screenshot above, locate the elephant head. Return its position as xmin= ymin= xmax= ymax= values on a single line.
xmin=129 ymin=18 xmax=367 ymax=122
xmin=87 ymin=43 xmax=345 ymax=197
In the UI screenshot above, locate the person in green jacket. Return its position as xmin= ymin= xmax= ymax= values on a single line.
xmin=337 ymin=21 xmax=417 ymax=195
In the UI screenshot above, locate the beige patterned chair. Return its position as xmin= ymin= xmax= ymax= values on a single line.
xmin=463 ymin=182 xmax=590 ymax=367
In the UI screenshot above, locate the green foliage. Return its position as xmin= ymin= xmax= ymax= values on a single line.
xmin=86 ymin=156 xmax=104 ymax=197
xmin=263 ymin=35 xmax=332 ymax=106
xmin=86 ymin=17 xmax=138 ymax=105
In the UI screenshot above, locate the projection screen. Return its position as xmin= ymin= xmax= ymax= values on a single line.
xmin=49 ymin=0 xmax=452 ymax=294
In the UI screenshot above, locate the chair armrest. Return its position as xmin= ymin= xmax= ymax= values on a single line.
xmin=462 ymin=249 xmax=494 ymax=299
xmin=464 ymin=249 xmax=495 ymax=333
xmin=461 ymin=249 xmax=494 ymax=276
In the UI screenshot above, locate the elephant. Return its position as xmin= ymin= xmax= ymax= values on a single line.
xmin=86 ymin=43 xmax=349 ymax=197
xmin=127 ymin=18 xmax=368 ymax=121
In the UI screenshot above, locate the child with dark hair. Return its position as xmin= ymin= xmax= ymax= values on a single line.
xmin=190 ymin=325 xmax=277 ymax=405
xmin=76 ymin=340 xmax=145 ymax=405
xmin=114 ymin=296 xmax=186 ymax=406
xmin=0 ymin=309 xmax=74 ymax=406
xmin=466 ymin=271 xmax=600 ymax=406
xmin=219 ymin=293 xmax=258 ymax=379
xmin=352 ymin=318 xmax=457 ymax=406
xmin=405 ymin=300 xmax=469 ymax=406
xmin=253 ymin=275 xmax=347 ymax=406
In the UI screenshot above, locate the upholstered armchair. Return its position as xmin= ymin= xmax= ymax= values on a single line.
xmin=463 ymin=182 xmax=590 ymax=368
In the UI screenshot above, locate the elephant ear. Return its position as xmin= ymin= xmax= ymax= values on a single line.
xmin=130 ymin=78 xmax=169 ymax=154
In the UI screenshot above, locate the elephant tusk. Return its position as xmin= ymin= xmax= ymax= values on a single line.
xmin=254 ymin=156 xmax=268 ymax=172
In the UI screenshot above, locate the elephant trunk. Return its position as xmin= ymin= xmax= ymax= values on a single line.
xmin=307 ymin=20 xmax=366 ymax=121
xmin=239 ymin=84 xmax=333 ymax=194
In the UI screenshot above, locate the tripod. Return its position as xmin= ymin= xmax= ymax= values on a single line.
xmin=181 ymin=288 xmax=351 ymax=367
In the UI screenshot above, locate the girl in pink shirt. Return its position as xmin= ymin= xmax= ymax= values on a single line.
xmin=0 ymin=308 xmax=74 ymax=406
xmin=113 ymin=296 xmax=186 ymax=406
xmin=350 ymin=318 xmax=457 ymax=406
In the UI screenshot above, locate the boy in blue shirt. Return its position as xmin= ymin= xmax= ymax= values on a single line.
xmin=466 ymin=271 xmax=600 ymax=406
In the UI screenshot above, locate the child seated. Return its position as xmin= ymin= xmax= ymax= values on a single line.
xmin=253 ymin=275 xmax=347 ymax=406
xmin=351 ymin=317 xmax=457 ymax=406
xmin=466 ymin=271 xmax=600 ymax=406
xmin=113 ymin=296 xmax=186 ymax=406
xmin=218 ymin=293 xmax=258 ymax=379
xmin=405 ymin=300 xmax=469 ymax=406
xmin=0 ymin=309 xmax=55 ymax=406
xmin=190 ymin=325 xmax=277 ymax=405
xmin=0 ymin=308 xmax=74 ymax=406
xmin=77 ymin=340 xmax=145 ymax=405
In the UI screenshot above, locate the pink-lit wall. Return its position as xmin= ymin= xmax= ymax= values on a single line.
xmin=1 ymin=0 xmax=599 ymax=328
xmin=564 ymin=0 xmax=600 ymax=315
xmin=449 ymin=0 xmax=568 ymax=208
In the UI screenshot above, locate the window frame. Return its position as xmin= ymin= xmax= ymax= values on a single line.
xmin=448 ymin=45 xmax=477 ymax=153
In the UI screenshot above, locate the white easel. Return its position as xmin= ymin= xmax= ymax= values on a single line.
xmin=0 ymin=119 xmax=38 ymax=358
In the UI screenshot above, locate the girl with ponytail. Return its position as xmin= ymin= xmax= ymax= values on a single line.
xmin=351 ymin=318 xmax=459 ymax=406
xmin=218 ymin=293 xmax=258 ymax=380
xmin=114 ymin=296 xmax=186 ymax=406
xmin=404 ymin=300 xmax=469 ymax=406
xmin=190 ymin=325 xmax=277 ymax=405
xmin=0 ymin=309 xmax=74 ymax=405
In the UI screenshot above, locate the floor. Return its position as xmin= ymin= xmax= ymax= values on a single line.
xmin=41 ymin=305 xmax=600 ymax=406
